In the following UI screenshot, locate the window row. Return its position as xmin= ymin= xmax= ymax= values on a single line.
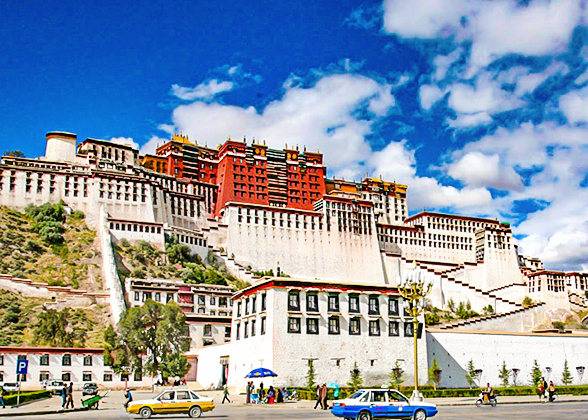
xmin=287 ymin=316 xmax=419 ymax=337
xmin=287 ymin=293 xmax=403 ymax=316
xmin=0 ymin=354 xmax=94 ymax=367
xmin=235 ymin=317 xmax=266 ymax=340
xmin=236 ymin=294 xmax=266 ymax=317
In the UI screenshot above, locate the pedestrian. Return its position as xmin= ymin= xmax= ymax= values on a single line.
xmin=267 ymin=386 xmax=275 ymax=404
xmin=124 ymin=388 xmax=133 ymax=408
xmin=319 ymin=383 xmax=328 ymax=410
xmin=0 ymin=385 xmax=5 ymax=409
xmin=65 ymin=382 xmax=74 ymax=409
xmin=276 ymin=387 xmax=284 ymax=403
xmin=548 ymin=381 xmax=556 ymax=402
xmin=246 ymin=381 xmax=252 ymax=404
xmin=313 ymin=385 xmax=321 ymax=409
xmin=61 ymin=385 xmax=67 ymax=409
xmin=222 ymin=385 xmax=231 ymax=404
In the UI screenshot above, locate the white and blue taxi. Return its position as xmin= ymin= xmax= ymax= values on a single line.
xmin=331 ymin=388 xmax=437 ymax=420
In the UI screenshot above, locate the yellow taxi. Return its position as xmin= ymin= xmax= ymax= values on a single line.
xmin=126 ymin=389 xmax=215 ymax=418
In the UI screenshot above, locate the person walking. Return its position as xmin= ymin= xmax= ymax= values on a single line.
xmin=0 ymin=385 xmax=5 ymax=409
xmin=267 ymin=386 xmax=276 ymax=404
xmin=222 ymin=385 xmax=231 ymax=404
xmin=319 ymin=383 xmax=328 ymax=410
xmin=548 ymin=381 xmax=556 ymax=402
xmin=60 ymin=385 xmax=67 ymax=409
xmin=124 ymin=388 xmax=133 ymax=408
xmin=65 ymin=382 xmax=74 ymax=409
xmin=313 ymin=385 xmax=321 ymax=409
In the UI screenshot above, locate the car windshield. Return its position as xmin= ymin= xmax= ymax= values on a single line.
xmin=159 ymin=391 xmax=174 ymax=401
xmin=349 ymin=391 xmax=365 ymax=399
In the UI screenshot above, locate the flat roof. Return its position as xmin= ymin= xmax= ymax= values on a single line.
xmin=233 ymin=277 xmax=399 ymax=299
xmin=0 ymin=346 xmax=103 ymax=354
xmin=426 ymin=329 xmax=588 ymax=338
xmin=405 ymin=211 xmax=499 ymax=225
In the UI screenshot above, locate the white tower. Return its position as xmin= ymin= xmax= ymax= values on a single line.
xmin=45 ymin=131 xmax=77 ymax=163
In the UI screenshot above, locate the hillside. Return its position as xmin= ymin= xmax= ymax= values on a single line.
xmin=0 ymin=205 xmax=102 ymax=289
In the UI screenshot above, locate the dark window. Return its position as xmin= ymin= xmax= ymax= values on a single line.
xmin=251 ymin=320 xmax=256 ymax=337
xmin=219 ymin=297 xmax=228 ymax=307
xmin=244 ymin=321 xmax=249 ymax=338
xmin=198 ymin=295 xmax=205 ymax=305
xmin=134 ymin=370 xmax=142 ymax=381
xmin=369 ymin=320 xmax=381 ymax=336
xmin=83 ymin=373 xmax=92 ymax=382
xmin=328 ymin=316 xmax=340 ymax=334
xmin=307 ymin=318 xmax=319 ymax=334
xmin=369 ymin=296 xmax=380 ymax=315
xmin=349 ymin=295 xmax=360 ymax=313
xmin=40 ymin=354 xmax=49 ymax=366
xmin=204 ymin=324 xmax=212 ymax=337
xmin=349 ymin=317 xmax=361 ymax=335
xmin=404 ymin=322 xmax=414 ymax=337
xmin=288 ymin=292 xmax=300 ymax=311
xmin=39 ymin=372 xmax=49 ymax=382
xmin=288 ymin=317 xmax=301 ymax=333
xmin=251 ymin=296 xmax=256 ymax=313
xmin=104 ymin=373 xmax=113 ymax=382
xmin=0 ymin=355 xmax=3 ymax=365
xmin=388 ymin=298 xmax=399 ymax=316
xmin=328 ymin=295 xmax=340 ymax=312
xmin=83 ymin=355 xmax=92 ymax=366
xmin=62 ymin=355 xmax=71 ymax=366
xmin=236 ymin=324 xmax=240 ymax=340
xmin=237 ymin=302 xmax=242 ymax=317
xmin=62 ymin=373 xmax=71 ymax=382
xmin=306 ymin=294 xmax=318 ymax=312
xmin=389 ymin=321 xmax=400 ymax=336
xmin=225 ymin=326 xmax=231 ymax=339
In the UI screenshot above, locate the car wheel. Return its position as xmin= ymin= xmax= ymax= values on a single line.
xmin=189 ymin=405 xmax=202 ymax=418
xmin=357 ymin=411 xmax=372 ymax=420
xmin=413 ymin=409 xmax=427 ymax=420
xmin=139 ymin=407 xmax=152 ymax=419
xmin=475 ymin=399 xmax=482 ymax=407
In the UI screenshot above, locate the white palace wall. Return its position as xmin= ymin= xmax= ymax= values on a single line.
xmin=222 ymin=206 xmax=385 ymax=283
xmin=427 ymin=330 xmax=588 ymax=388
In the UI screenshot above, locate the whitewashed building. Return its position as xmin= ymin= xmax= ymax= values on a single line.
xmin=0 ymin=346 xmax=151 ymax=390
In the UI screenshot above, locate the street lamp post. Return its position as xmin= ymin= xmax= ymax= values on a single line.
xmin=397 ymin=265 xmax=433 ymax=402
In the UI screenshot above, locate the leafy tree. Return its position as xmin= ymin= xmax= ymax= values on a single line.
xmin=306 ymin=359 xmax=316 ymax=390
xmin=425 ymin=312 xmax=440 ymax=326
xmin=562 ymin=360 xmax=573 ymax=385
xmin=117 ymin=300 xmax=190 ymax=380
xmin=33 ymin=308 xmax=87 ymax=347
xmin=447 ymin=298 xmax=455 ymax=312
xmin=103 ymin=324 xmax=133 ymax=376
xmin=522 ymin=296 xmax=535 ymax=307
xmin=4 ymin=150 xmax=24 ymax=157
xmin=347 ymin=362 xmax=363 ymax=392
xmin=428 ymin=358 xmax=442 ymax=390
xmin=482 ymin=305 xmax=495 ymax=315
xmin=465 ymin=359 xmax=477 ymax=388
xmin=499 ymin=361 xmax=510 ymax=387
xmin=389 ymin=360 xmax=405 ymax=389
xmin=531 ymin=359 xmax=542 ymax=386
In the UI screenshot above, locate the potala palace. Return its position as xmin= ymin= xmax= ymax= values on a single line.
xmin=1 ymin=131 xmax=587 ymax=391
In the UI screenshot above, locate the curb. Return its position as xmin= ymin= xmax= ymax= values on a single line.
xmin=434 ymin=398 xmax=588 ymax=407
xmin=0 ymin=407 xmax=89 ymax=417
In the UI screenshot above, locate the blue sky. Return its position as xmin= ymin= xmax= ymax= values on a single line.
xmin=1 ymin=0 xmax=587 ymax=271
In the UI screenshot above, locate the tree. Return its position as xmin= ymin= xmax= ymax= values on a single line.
xmin=306 ymin=359 xmax=316 ymax=390
xmin=562 ymin=360 xmax=573 ymax=385
xmin=531 ymin=359 xmax=542 ymax=386
xmin=428 ymin=358 xmax=442 ymax=390
xmin=499 ymin=361 xmax=510 ymax=387
xmin=389 ymin=360 xmax=405 ymax=389
xmin=33 ymin=308 xmax=86 ymax=347
xmin=117 ymin=300 xmax=191 ymax=380
xmin=465 ymin=359 xmax=477 ymax=388
xmin=4 ymin=150 xmax=24 ymax=157
xmin=347 ymin=362 xmax=363 ymax=392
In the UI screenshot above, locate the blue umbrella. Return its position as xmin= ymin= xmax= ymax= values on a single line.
xmin=244 ymin=368 xmax=278 ymax=378
xmin=327 ymin=382 xmax=339 ymax=388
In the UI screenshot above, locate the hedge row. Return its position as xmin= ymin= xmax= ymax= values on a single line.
xmin=3 ymin=390 xmax=51 ymax=406
xmin=294 ymin=385 xmax=588 ymax=400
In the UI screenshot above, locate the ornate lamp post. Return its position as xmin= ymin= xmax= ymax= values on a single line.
xmin=397 ymin=265 xmax=433 ymax=401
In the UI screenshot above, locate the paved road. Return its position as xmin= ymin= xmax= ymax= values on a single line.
xmin=11 ymin=402 xmax=588 ymax=420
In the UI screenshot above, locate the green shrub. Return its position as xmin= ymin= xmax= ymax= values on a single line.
xmin=3 ymin=390 xmax=51 ymax=406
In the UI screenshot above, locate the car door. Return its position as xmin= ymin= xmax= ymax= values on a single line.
xmin=386 ymin=390 xmax=413 ymax=418
xmin=157 ymin=391 xmax=175 ymax=413
xmin=368 ymin=390 xmax=389 ymax=418
xmin=174 ymin=390 xmax=192 ymax=413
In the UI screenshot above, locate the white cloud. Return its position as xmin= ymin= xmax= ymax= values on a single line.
xmin=382 ymin=0 xmax=585 ymax=70
xmin=109 ymin=137 xmax=139 ymax=150
xmin=559 ymin=86 xmax=588 ymax=123
xmin=433 ymin=48 xmax=463 ymax=82
xmin=139 ymin=136 xmax=168 ymax=155
xmin=170 ymin=79 xmax=234 ymax=101
xmin=419 ymin=84 xmax=446 ymax=110
xmin=448 ymin=74 xmax=524 ymax=114
xmin=448 ymin=112 xmax=492 ymax=128
xmin=446 ymin=151 xmax=523 ymax=190
xmin=157 ymin=124 xmax=175 ymax=135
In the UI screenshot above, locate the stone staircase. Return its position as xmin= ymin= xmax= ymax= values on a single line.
xmin=437 ymin=302 xmax=546 ymax=330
